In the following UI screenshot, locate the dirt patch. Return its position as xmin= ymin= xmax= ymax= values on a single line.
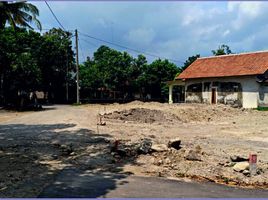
xmin=103 ymin=108 xmax=180 ymax=123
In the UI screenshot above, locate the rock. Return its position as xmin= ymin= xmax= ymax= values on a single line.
xmin=185 ymin=150 xmax=201 ymax=161
xmin=230 ymin=155 xmax=249 ymax=162
xmin=233 ymin=161 xmax=249 ymax=172
xmin=164 ymin=158 xmax=171 ymax=164
xmin=168 ymin=138 xmax=181 ymax=150
xmin=195 ymin=145 xmax=202 ymax=154
xmin=151 ymin=144 xmax=168 ymax=152
xmin=137 ymin=138 xmax=152 ymax=154
xmin=157 ymin=160 xmax=163 ymax=165
xmin=51 ymin=154 xmax=58 ymax=160
xmin=242 ymin=170 xmax=250 ymax=176
xmin=60 ymin=144 xmax=73 ymax=156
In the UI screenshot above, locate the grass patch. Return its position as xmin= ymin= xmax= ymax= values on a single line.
xmin=255 ymin=107 xmax=268 ymax=111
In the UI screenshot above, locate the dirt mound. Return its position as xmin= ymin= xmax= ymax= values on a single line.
xmin=104 ymin=108 xmax=180 ymax=123
xmin=169 ymin=104 xmax=248 ymax=122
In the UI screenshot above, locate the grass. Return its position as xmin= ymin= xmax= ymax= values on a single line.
xmin=255 ymin=107 xmax=268 ymax=111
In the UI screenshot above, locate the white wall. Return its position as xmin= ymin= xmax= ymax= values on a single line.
xmin=185 ymin=76 xmax=259 ymax=108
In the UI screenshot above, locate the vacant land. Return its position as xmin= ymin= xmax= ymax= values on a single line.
xmin=0 ymin=102 xmax=267 ymax=197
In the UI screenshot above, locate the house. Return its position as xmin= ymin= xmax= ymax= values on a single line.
xmin=168 ymin=51 xmax=268 ymax=108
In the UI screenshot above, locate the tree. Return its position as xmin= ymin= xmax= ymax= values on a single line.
xmin=0 ymin=1 xmax=41 ymax=30
xmin=40 ymin=28 xmax=75 ymax=103
xmin=0 ymin=27 xmax=75 ymax=107
xmin=181 ymin=54 xmax=200 ymax=71
xmin=212 ymin=44 xmax=233 ymax=56
xmin=0 ymin=27 xmax=42 ymax=107
xmin=137 ymin=59 xmax=180 ymax=99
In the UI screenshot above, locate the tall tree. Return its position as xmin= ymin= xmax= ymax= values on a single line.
xmin=0 ymin=1 xmax=41 ymax=30
xmin=212 ymin=44 xmax=233 ymax=56
xmin=137 ymin=59 xmax=179 ymax=99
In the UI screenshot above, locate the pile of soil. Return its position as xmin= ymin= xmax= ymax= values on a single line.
xmin=104 ymin=108 xmax=180 ymax=123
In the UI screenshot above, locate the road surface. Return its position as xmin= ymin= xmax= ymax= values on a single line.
xmin=39 ymin=168 xmax=268 ymax=198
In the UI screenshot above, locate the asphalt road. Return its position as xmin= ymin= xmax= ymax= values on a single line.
xmin=39 ymin=168 xmax=268 ymax=198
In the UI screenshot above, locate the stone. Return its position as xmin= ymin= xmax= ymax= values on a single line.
xmin=185 ymin=150 xmax=201 ymax=161
xmin=60 ymin=144 xmax=73 ymax=156
xmin=151 ymin=144 xmax=168 ymax=152
xmin=230 ymin=155 xmax=249 ymax=162
xmin=242 ymin=170 xmax=250 ymax=176
xmin=168 ymin=138 xmax=181 ymax=150
xmin=164 ymin=158 xmax=171 ymax=164
xmin=233 ymin=161 xmax=249 ymax=172
xmin=195 ymin=145 xmax=202 ymax=154
xmin=137 ymin=138 xmax=152 ymax=154
xmin=157 ymin=160 xmax=163 ymax=166
xmin=51 ymin=154 xmax=58 ymax=160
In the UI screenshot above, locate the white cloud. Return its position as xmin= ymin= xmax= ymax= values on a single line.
xmin=125 ymin=28 xmax=155 ymax=46
xmin=32 ymin=1 xmax=268 ymax=63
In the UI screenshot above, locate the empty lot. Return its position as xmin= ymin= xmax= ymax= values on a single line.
xmin=0 ymin=102 xmax=267 ymax=197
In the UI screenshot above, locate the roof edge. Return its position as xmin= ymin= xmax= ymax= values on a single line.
xmin=198 ymin=50 xmax=268 ymax=60
xmin=176 ymin=73 xmax=263 ymax=80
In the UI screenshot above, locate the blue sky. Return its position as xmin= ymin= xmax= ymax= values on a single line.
xmin=32 ymin=1 xmax=268 ymax=65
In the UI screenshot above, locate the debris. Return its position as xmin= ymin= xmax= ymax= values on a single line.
xmin=233 ymin=162 xmax=249 ymax=172
xmin=242 ymin=170 xmax=250 ymax=176
xmin=137 ymin=138 xmax=152 ymax=154
xmin=195 ymin=145 xmax=202 ymax=154
xmin=185 ymin=149 xmax=201 ymax=161
xmin=51 ymin=154 xmax=58 ymax=160
xmin=151 ymin=144 xmax=168 ymax=152
xmin=110 ymin=138 xmax=152 ymax=157
xmin=168 ymin=138 xmax=181 ymax=150
xmin=230 ymin=155 xmax=249 ymax=162
xmin=60 ymin=144 xmax=73 ymax=156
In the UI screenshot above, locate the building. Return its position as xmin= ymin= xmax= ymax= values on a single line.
xmin=168 ymin=51 xmax=268 ymax=108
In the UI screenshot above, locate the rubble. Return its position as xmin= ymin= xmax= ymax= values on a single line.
xmin=230 ymin=155 xmax=249 ymax=162
xmin=185 ymin=149 xmax=202 ymax=161
xmin=233 ymin=162 xmax=249 ymax=172
xmin=110 ymin=138 xmax=152 ymax=157
xmin=59 ymin=144 xmax=73 ymax=156
xmin=151 ymin=144 xmax=168 ymax=152
xmin=168 ymin=138 xmax=181 ymax=150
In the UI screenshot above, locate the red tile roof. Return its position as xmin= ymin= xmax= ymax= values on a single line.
xmin=177 ymin=51 xmax=268 ymax=79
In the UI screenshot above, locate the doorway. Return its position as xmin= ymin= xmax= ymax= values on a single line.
xmin=211 ymin=88 xmax=217 ymax=104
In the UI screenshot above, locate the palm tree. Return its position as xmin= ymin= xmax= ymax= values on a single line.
xmin=0 ymin=1 xmax=41 ymax=30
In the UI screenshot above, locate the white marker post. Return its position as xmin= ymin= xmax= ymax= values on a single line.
xmin=249 ymin=153 xmax=257 ymax=176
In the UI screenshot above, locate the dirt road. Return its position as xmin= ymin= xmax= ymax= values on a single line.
xmin=0 ymin=103 xmax=267 ymax=197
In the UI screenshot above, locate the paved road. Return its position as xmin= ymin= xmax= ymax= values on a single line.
xmin=39 ymin=168 xmax=268 ymax=198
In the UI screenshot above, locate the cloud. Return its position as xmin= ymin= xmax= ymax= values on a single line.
xmin=125 ymin=28 xmax=155 ymax=46
xmin=32 ymin=1 xmax=268 ymax=64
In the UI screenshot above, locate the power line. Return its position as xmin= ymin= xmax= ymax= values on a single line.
xmin=78 ymin=39 xmax=86 ymax=61
xmin=44 ymin=1 xmax=66 ymax=31
xmin=78 ymin=31 xmax=184 ymax=64
xmin=80 ymin=38 xmax=98 ymax=48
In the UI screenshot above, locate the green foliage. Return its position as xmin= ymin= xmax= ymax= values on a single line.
xmin=212 ymin=44 xmax=233 ymax=56
xmin=0 ymin=1 xmax=41 ymax=30
xmin=0 ymin=27 xmax=75 ymax=106
xmin=79 ymin=46 xmax=180 ymax=100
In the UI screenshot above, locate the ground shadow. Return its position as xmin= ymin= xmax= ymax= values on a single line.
xmin=0 ymin=123 xmax=134 ymax=197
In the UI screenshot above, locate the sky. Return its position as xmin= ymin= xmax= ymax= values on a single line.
xmin=32 ymin=1 xmax=268 ymax=65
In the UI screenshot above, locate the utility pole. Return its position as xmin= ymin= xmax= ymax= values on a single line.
xmin=75 ymin=29 xmax=80 ymax=104
xmin=66 ymin=49 xmax=69 ymax=103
